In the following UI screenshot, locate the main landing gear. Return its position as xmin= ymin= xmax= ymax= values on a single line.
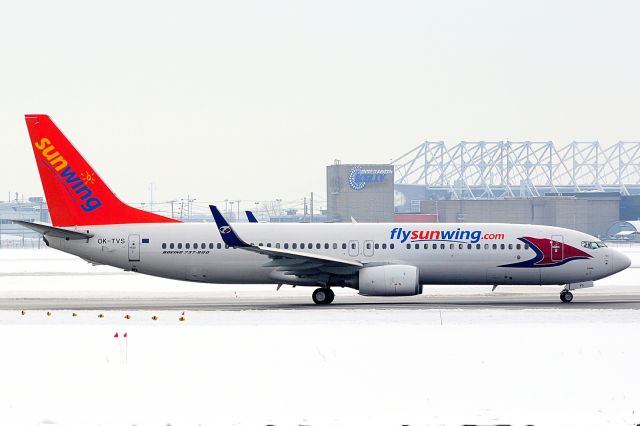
xmin=312 ymin=287 xmax=335 ymax=305
xmin=560 ymin=290 xmax=574 ymax=303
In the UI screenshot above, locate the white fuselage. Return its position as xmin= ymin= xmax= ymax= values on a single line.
xmin=46 ymin=222 xmax=629 ymax=287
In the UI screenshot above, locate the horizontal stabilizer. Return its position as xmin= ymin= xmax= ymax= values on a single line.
xmin=13 ymin=220 xmax=94 ymax=240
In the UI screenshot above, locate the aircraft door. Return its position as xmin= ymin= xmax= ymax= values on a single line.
xmin=363 ymin=240 xmax=374 ymax=257
xmin=128 ymin=234 xmax=140 ymax=262
xmin=550 ymin=235 xmax=563 ymax=262
xmin=348 ymin=240 xmax=359 ymax=257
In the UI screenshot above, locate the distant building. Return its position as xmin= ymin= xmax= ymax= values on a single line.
xmin=327 ymin=163 xmax=394 ymax=222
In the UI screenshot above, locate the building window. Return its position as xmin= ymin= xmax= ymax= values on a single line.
xmin=410 ymin=199 xmax=421 ymax=213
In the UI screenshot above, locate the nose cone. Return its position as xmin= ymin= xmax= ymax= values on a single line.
xmin=613 ymin=250 xmax=632 ymax=274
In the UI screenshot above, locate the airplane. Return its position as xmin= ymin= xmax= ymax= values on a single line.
xmin=245 ymin=211 xmax=259 ymax=223
xmin=15 ymin=115 xmax=632 ymax=305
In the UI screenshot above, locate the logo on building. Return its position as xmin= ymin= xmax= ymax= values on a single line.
xmin=348 ymin=167 xmax=392 ymax=191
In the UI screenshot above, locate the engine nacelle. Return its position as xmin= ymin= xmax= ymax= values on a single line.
xmin=358 ymin=265 xmax=421 ymax=296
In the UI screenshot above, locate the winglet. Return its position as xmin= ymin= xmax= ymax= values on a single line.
xmin=245 ymin=210 xmax=258 ymax=223
xmin=209 ymin=205 xmax=250 ymax=247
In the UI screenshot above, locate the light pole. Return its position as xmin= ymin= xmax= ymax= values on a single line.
xmin=229 ymin=201 xmax=235 ymax=222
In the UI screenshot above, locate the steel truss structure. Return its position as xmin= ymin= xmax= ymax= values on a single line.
xmin=392 ymin=141 xmax=640 ymax=199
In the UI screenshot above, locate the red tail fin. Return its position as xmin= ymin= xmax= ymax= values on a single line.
xmin=25 ymin=115 xmax=180 ymax=227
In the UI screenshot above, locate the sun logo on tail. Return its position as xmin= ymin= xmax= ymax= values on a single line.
xmin=220 ymin=226 xmax=231 ymax=234
xmin=81 ymin=171 xmax=96 ymax=185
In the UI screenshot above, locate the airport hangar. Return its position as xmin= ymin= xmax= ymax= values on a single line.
xmin=327 ymin=141 xmax=640 ymax=239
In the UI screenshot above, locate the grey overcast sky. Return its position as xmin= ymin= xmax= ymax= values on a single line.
xmin=1 ymin=0 xmax=639 ymax=207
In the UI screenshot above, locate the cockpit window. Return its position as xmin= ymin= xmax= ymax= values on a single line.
xmin=582 ymin=241 xmax=606 ymax=250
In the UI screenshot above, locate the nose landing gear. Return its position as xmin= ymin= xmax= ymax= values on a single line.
xmin=560 ymin=290 xmax=574 ymax=303
xmin=312 ymin=287 xmax=335 ymax=305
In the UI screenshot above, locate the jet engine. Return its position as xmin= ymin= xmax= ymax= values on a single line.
xmin=357 ymin=265 xmax=421 ymax=296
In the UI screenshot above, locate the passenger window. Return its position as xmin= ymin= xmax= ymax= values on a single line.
xmin=433 ymin=244 xmax=437 ymax=249
xmin=225 ymin=244 xmax=229 ymax=249
xmin=390 ymin=243 xmax=395 ymax=249
xmin=284 ymin=243 xmax=289 ymax=249
xmin=342 ymin=243 xmax=347 ymax=249
xmin=169 ymin=243 xmax=174 ymax=249
xmin=258 ymin=243 xmax=263 ymax=247
xmin=194 ymin=242 xmax=198 ymax=248
xmin=309 ymin=243 xmax=313 ymax=248
xmin=333 ymin=243 xmax=338 ymax=249
xmin=162 ymin=243 xmax=166 ymax=249
xmin=178 ymin=243 xmax=182 ymax=249
xmin=186 ymin=243 xmax=190 ymax=249
xmin=459 ymin=244 xmax=464 ymax=250
xmin=217 ymin=243 xmax=222 ymax=249
xmin=449 ymin=243 xmax=454 ymax=250
xmin=267 ymin=243 xmax=272 ymax=247
xmin=424 ymin=244 xmax=428 ymax=249
xmin=406 ymin=244 xmax=411 ymax=249
xmin=325 ymin=243 xmax=329 ymax=249
xmin=209 ymin=243 xmax=214 ymax=249
xmin=516 ymin=244 xmax=521 ymax=250
xmin=276 ymin=243 xmax=280 ymax=248
xmin=484 ymin=244 xmax=489 ymax=249
xmin=500 ymin=244 xmax=505 ymax=249
xmin=508 ymin=244 xmax=513 ymax=249
xmin=382 ymin=243 xmax=387 ymax=249
xmin=493 ymin=244 xmax=497 ymax=249
xmin=476 ymin=244 xmax=481 ymax=249
xmin=351 ymin=243 xmax=356 ymax=249
xmin=374 ymin=243 xmax=379 ymax=249
xmin=316 ymin=243 xmax=321 ymax=249
xmin=414 ymin=243 xmax=419 ymax=249
xmin=300 ymin=243 xmax=305 ymax=249
xmin=524 ymin=244 xmax=529 ymax=250
xmin=292 ymin=243 xmax=297 ymax=249
xmin=467 ymin=244 xmax=471 ymax=249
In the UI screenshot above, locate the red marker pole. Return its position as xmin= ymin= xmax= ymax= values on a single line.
xmin=114 ymin=332 xmax=124 ymax=363
xmin=123 ymin=332 xmax=128 ymax=363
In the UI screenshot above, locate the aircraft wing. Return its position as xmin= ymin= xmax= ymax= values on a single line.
xmin=209 ymin=205 xmax=362 ymax=283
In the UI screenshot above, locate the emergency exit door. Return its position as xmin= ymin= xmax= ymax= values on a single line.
xmin=128 ymin=234 xmax=140 ymax=261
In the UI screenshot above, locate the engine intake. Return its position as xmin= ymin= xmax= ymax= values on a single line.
xmin=358 ymin=265 xmax=421 ymax=296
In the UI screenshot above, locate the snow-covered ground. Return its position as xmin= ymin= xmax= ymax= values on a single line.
xmin=0 ymin=248 xmax=639 ymax=425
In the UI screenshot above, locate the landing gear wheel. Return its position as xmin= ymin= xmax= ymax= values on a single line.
xmin=312 ymin=288 xmax=335 ymax=305
xmin=560 ymin=290 xmax=574 ymax=303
